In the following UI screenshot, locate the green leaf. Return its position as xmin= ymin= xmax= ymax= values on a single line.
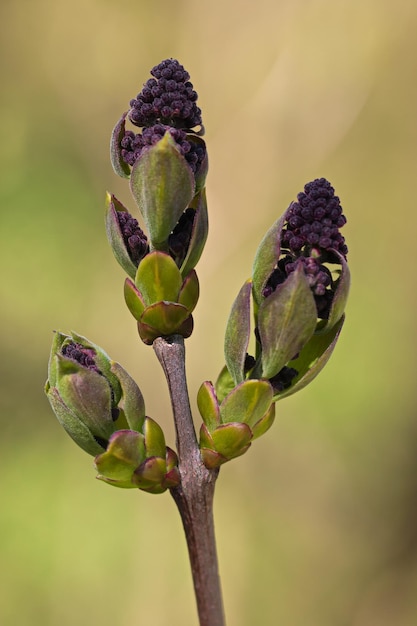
xmin=140 ymin=301 xmax=190 ymax=336
xmin=130 ymin=132 xmax=195 ymax=246
xmin=110 ymin=113 xmax=131 ymax=178
xmin=135 ymin=251 xmax=182 ymax=305
xmin=252 ymin=212 xmax=287 ymax=306
xmin=199 ymin=423 xmax=215 ymax=450
xmin=275 ymin=315 xmax=345 ymax=400
xmin=47 ymin=331 xmax=67 ymax=387
xmin=165 ymin=447 xmax=179 ymax=474
xmin=178 ymin=270 xmax=199 ymax=312
xmin=95 ymin=430 xmax=146 ymax=488
xmin=179 ymin=189 xmax=209 ymax=277
xmin=132 ymin=456 xmax=167 ymax=492
xmin=188 ymin=135 xmax=208 ymax=194
xmin=251 ymin=403 xmax=276 ymax=440
xmin=224 ymin=279 xmax=252 ymax=385
xmin=211 ymin=423 xmax=252 ymax=459
xmin=258 ymin=265 xmax=317 ymax=379
xmin=215 ymin=365 xmax=236 ymax=404
xmin=105 ymin=193 xmax=138 ymax=280
xmin=320 ymin=253 xmax=350 ymax=333
xmin=197 ymin=382 xmax=220 ymax=431
xmin=56 ymin=358 xmax=115 ymax=440
xmin=46 ymin=387 xmax=105 ymax=456
xmin=200 ymin=447 xmax=228 ymax=469
xmin=110 ymin=361 xmax=145 ymax=432
xmin=124 ymin=278 xmax=146 ymax=321
xmin=143 ymin=417 xmax=166 ymax=458
xmin=220 ymin=379 xmax=273 ymax=428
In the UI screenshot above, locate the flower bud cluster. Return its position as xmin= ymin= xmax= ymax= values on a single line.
xmin=129 ymin=59 xmax=202 ymax=130
xmin=201 ymin=180 xmax=350 ymax=468
xmin=117 ymin=210 xmax=149 ymax=267
xmin=108 ymin=60 xmax=209 ymax=344
xmin=121 ymin=124 xmax=206 ymax=174
xmin=45 ymin=332 xmax=180 ymax=493
xmin=113 ymin=58 xmax=206 ymax=181
xmin=263 ymin=178 xmax=348 ymax=321
xmin=281 ymin=178 xmax=347 ymax=255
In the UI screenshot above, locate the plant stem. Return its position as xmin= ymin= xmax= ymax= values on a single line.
xmin=153 ymin=335 xmax=225 ymax=626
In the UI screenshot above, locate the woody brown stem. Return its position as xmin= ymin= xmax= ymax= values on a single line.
xmin=153 ymin=335 xmax=225 ymax=626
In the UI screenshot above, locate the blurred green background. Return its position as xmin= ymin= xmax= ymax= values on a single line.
xmin=1 ymin=0 xmax=416 ymax=624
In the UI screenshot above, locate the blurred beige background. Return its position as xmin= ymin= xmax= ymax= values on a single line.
xmin=1 ymin=0 xmax=416 ymax=624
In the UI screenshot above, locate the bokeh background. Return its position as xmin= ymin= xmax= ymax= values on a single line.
xmin=1 ymin=1 xmax=416 ymax=624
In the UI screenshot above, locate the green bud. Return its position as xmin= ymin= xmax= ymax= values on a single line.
xmin=197 ymin=381 xmax=221 ymax=431
xmin=94 ymin=423 xmax=180 ymax=494
xmin=200 ymin=422 xmax=253 ymax=469
xmin=136 ymin=250 xmax=183 ymax=304
xmin=45 ymin=332 xmax=145 ymax=455
xmin=133 ymin=416 xmax=180 ymax=493
xmin=198 ymin=379 xmax=274 ymax=468
xmin=138 ymin=302 xmax=193 ymax=344
xmin=95 ymin=430 xmax=146 ymax=488
xmin=124 ymin=251 xmax=199 ymax=344
xmin=132 ymin=449 xmax=181 ymax=494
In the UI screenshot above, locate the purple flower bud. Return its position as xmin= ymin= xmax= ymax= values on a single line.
xmin=260 ymin=179 xmax=349 ymax=320
xmin=120 ymin=124 xmax=206 ymax=174
xmin=269 ymin=366 xmax=298 ymax=393
xmin=282 ymin=178 xmax=348 ymax=257
xmin=168 ymin=207 xmax=195 ymax=266
xmin=61 ymin=342 xmax=100 ymax=373
xmin=128 ymin=59 xmax=203 ymax=131
xmin=116 ymin=210 xmax=148 ymax=267
xmin=45 ymin=332 xmax=146 ymax=456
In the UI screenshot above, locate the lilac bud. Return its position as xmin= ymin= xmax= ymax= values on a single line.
xmin=281 ymin=178 xmax=347 ymax=257
xmin=45 ymin=332 xmax=146 ymax=455
xmin=260 ymin=178 xmax=349 ymax=322
xmin=120 ymin=124 xmax=206 ymax=175
xmin=128 ymin=59 xmax=203 ymax=132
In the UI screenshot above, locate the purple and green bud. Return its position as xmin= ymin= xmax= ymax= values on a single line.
xmin=45 ymin=332 xmax=180 ymax=493
xmin=111 ymin=116 xmax=208 ymax=194
xmin=106 ymin=188 xmax=208 ymax=282
xmin=105 ymin=193 xmax=149 ymax=280
xmin=121 ymin=124 xmax=206 ymax=175
xmin=110 ymin=59 xmax=207 ymax=197
xmin=108 ymin=59 xmax=209 ymax=330
xmin=222 ymin=178 xmax=350 ymax=403
xmin=45 ymin=331 xmax=146 ymax=455
xmin=253 ymin=178 xmax=349 ymax=324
